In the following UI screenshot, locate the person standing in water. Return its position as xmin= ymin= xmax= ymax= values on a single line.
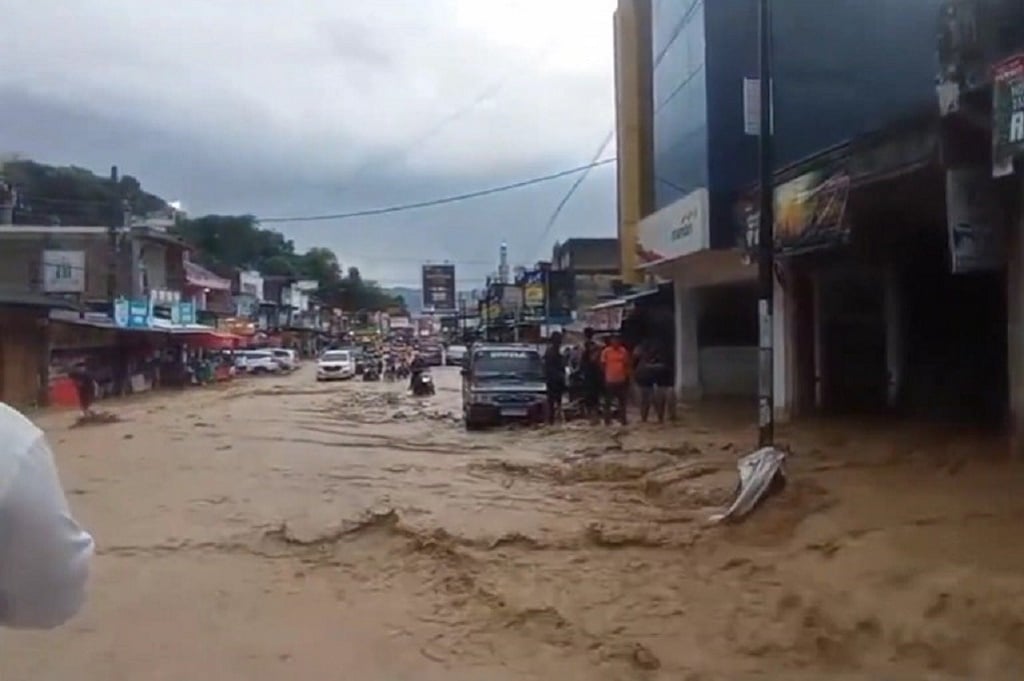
xmin=543 ymin=331 xmax=567 ymax=424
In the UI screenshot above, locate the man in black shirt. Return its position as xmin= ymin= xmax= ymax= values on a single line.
xmin=543 ymin=332 xmax=566 ymax=424
xmin=578 ymin=327 xmax=604 ymax=424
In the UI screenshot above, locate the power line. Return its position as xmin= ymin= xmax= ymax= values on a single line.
xmin=532 ymin=130 xmax=616 ymax=259
xmin=339 ymin=42 xmax=556 ymax=189
xmin=258 ymin=158 xmax=616 ymax=224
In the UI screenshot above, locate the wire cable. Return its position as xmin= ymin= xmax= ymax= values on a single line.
xmin=258 ymin=158 xmax=616 ymax=224
xmin=532 ymin=130 xmax=616 ymax=259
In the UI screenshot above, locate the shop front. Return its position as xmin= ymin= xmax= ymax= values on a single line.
xmin=737 ymin=119 xmax=1006 ymax=423
xmin=637 ymin=187 xmax=758 ymax=400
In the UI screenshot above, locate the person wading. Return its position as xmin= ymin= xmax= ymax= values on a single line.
xmin=578 ymin=327 xmax=604 ymax=424
xmin=634 ymin=337 xmax=669 ymax=423
xmin=68 ymin=361 xmax=97 ymax=418
xmin=600 ymin=334 xmax=631 ymax=425
xmin=543 ymin=331 xmax=567 ymax=424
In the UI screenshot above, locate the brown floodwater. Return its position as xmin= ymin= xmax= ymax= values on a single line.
xmin=6 ymin=366 xmax=1024 ymax=680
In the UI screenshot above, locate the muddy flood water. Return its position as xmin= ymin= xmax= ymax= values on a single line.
xmin=7 ymin=366 xmax=1024 ymax=680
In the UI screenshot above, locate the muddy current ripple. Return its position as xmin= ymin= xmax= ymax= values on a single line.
xmin=7 ymin=366 xmax=1024 ymax=680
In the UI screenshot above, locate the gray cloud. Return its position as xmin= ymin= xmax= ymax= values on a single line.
xmin=0 ymin=0 xmax=618 ymax=286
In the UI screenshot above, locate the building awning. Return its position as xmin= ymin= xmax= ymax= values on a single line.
xmin=638 ymin=248 xmax=756 ymax=286
xmin=1 ymin=291 xmax=83 ymax=311
xmin=175 ymin=331 xmax=241 ymax=349
xmin=184 ymin=261 xmax=232 ymax=291
xmin=589 ymin=288 xmax=660 ymax=311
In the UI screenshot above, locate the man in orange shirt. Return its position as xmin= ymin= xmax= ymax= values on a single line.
xmin=600 ymin=334 xmax=631 ymax=425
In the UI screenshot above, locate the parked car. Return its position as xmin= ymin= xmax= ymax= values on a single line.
xmin=445 ymin=344 xmax=468 ymax=366
xmin=317 ymin=349 xmax=356 ymax=381
xmin=268 ymin=348 xmax=298 ymax=371
xmin=237 ymin=350 xmax=282 ymax=375
xmin=461 ymin=343 xmax=547 ymax=429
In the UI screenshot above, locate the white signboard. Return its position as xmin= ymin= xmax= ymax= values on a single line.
xmin=637 ymin=188 xmax=710 ymax=269
xmin=41 ymin=250 xmax=85 ymax=293
xmin=743 ymin=78 xmax=774 ymax=136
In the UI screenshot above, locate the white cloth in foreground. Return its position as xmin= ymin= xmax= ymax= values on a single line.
xmin=0 ymin=402 xmax=94 ymax=628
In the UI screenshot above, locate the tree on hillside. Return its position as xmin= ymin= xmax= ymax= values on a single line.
xmin=2 ymin=159 xmax=167 ymax=226
xmin=173 ymin=214 xmax=401 ymax=312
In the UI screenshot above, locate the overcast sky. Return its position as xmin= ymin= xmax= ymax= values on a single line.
xmin=0 ymin=0 xmax=618 ymax=287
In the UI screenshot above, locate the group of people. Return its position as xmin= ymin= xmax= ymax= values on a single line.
xmin=542 ymin=327 xmax=675 ymax=426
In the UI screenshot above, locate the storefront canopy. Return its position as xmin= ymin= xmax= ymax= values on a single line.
xmin=174 ymin=330 xmax=241 ymax=349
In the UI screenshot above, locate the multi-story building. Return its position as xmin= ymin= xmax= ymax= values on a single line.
xmin=550 ymin=237 xmax=621 ymax=313
xmin=617 ymin=0 xmax=993 ymax=414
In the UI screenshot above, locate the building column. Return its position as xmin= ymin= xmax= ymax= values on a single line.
xmin=812 ymin=272 xmax=825 ymax=410
xmin=772 ymin=264 xmax=793 ymax=421
xmin=1007 ymin=171 xmax=1024 ymax=456
xmin=884 ymin=263 xmax=905 ymax=409
xmin=673 ymin=277 xmax=701 ymax=399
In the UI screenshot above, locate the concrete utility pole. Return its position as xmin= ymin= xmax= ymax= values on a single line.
xmin=107 ymin=165 xmax=121 ymax=305
xmin=756 ymin=0 xmax=775 ymax=447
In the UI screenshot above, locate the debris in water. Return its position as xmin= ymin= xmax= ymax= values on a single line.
xmin=710 ymin=447 xmax=787 ymax=523
xmin=70 ymin=410 xmax=121 ymax=428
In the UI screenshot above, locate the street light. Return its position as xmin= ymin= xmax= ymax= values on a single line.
xmin=757 ymin=0 xmax=775 ymax=447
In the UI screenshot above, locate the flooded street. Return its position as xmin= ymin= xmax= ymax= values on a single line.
xmin=8 ymin=367 xmax=1024 ymax=680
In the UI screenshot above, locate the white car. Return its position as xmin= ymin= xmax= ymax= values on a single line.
xmin=317 ymin=350 xmax=356 ymax=381
xmin=268 ymin=348 xmax=298 ymax=371
xmin=445 ymin=344 xmax=468 ymax=365
xmin=238 ymin=350 xmax=282 ymax=375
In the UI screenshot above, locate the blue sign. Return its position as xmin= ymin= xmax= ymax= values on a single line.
xmin=128 ymin=299 xmax=150 ymax=328
xmin=178 ymin=301 xmax=196 ymax=325
xmin=113 ymin=298 xmax=130 ymax=328
xmin=171 ymin=300 xmax=196 ymax=325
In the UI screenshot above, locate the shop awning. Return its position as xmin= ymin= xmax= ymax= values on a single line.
xmin=589 ymin=288 xmax=660 ymax=311
xmin=175 ymin=331 xmax=241 ymax=349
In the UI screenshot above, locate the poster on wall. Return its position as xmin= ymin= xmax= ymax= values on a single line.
xmin=946 ymin=167 xmax=1005 ymax=273
xmin=421 ymin=264 xmax=456 ymax=312
xmin=736 ymin=161 xmax=851 ymax=256
xmin=41 ymin=250 xmax=85 ymax=293
xmin=992 ymin=53 xmax=1024 ymax=177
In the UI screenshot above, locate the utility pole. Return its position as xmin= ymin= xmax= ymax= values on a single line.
xmin=756 ymin=0 xmax=775 ymax=447
xmin=107 ymin=165 xmax=121 ymax=305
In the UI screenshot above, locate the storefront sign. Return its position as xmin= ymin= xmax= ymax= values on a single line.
xmin=992 ymin=53 xmax=1024 ymax=176
xmin=421 ymin=264 xmax=457 ymax=312
xmin=637 ymin=188 xmax=710 ymax=268
xmin=738 ymin=163 xmax=851 ymax=255
xmin=545 ymin=270 xmax=574 ymax=322
xmin=946 ymin=167 xmax=1005 ymax=273
xmin=113 ymin=297 xmax=151 ymax=328
xmin=520 ymin=270 xmax=545 ymax=319
xmin=171 ymin=301 xmax=197 ymax=325
xmin=41 ymin=250 xmax=85 ymax=293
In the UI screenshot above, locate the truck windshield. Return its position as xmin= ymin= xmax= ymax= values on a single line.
xmin=473 ymin=350 xmax=543 ymax=380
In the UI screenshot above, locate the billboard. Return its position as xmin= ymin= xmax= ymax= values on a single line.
xmin=421 ymin=264 xmax=456 ymax=311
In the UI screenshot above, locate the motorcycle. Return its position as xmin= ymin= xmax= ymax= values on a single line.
xmin=410 ymin=370 xmax=435 ymax=396
xmin=363 ymin=365 xmax=381 ymax=381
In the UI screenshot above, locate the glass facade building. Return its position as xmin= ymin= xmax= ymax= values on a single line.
xmin=649 ymin=0 xmax=946 ymax=248
xmin=650 ymin=0 xmax=707 ymax=213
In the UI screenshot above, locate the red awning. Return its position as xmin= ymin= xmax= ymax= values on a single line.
xmin=180 ymin=332 xmax=240 ymax=349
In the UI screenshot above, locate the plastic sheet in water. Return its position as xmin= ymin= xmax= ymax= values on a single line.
xmin=709 ymin=447 xmax=787 ymax=523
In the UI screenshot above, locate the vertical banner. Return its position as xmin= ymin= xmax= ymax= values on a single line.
xmin=945 ymin=167 xmax=1004 ymax=273
xmin=421 ymin=264 xmax=456 ymax=312
xmin=520 ymin=269 xmax=546 ymax=320
xmin=992 ymin=53 xmax=1024 ymax=176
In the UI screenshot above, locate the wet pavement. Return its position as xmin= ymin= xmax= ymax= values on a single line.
xmin=7 ymin=366 xmax=1024 ymax=680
